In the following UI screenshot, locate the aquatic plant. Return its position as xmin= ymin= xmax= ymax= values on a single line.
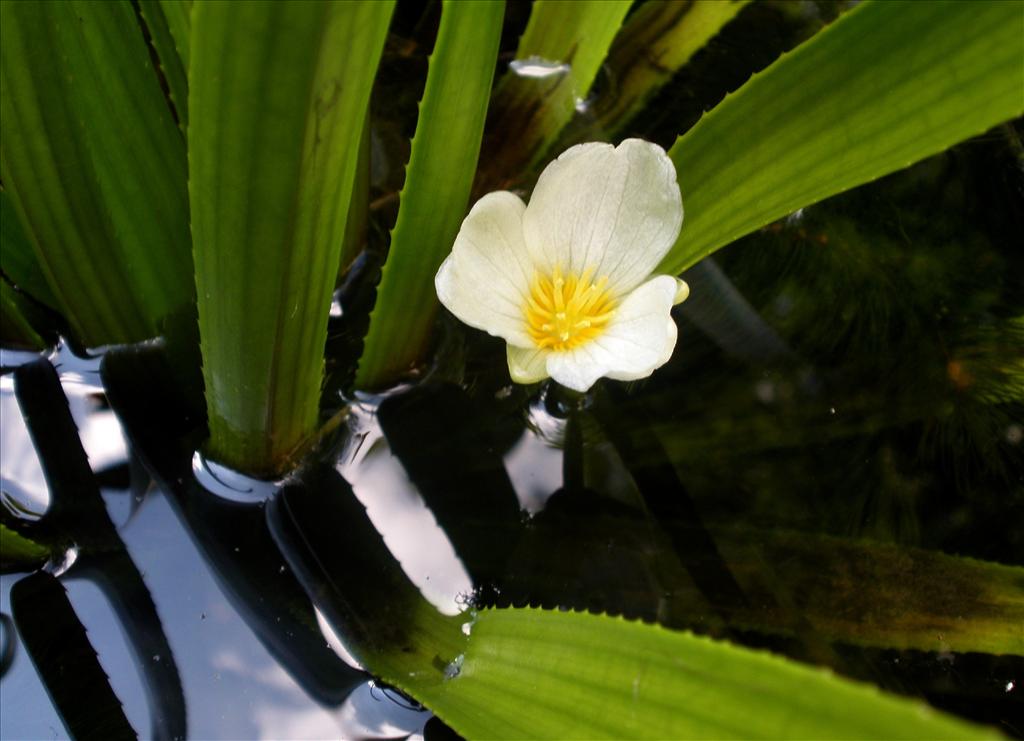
xmin=2 ymin=0 xmax=1022 ymax=738
xmin=437 ymin=140 xmax=688 ymax=391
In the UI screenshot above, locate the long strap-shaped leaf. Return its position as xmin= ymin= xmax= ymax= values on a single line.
xmin=1 ymin=189 xmax=57 ymax=310
xmin=589 ymin=0 xmax=750 ymax=136
xmin=0 ymin=281 xmax=46 ymax=350
xmin=659 ymin=0 xmax=1024 ymax=275
xmin=0 ymin=0 xmax=193 ymax=346
xmin=159 ymin=0 xmax=192 ymax=71
xmin=138 ymin=0 xmax=189 ymax=129
xmin=477 ymin=0 xmax=633 ymax=189
xmin=356 ymin=0 xmax=505 ymax=390
xmin=411 ymin=607 xmax=989 ymax=740
xmin=191 ymin=0 xmax=393 ymax=475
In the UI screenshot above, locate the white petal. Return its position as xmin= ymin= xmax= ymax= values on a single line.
xmin=435 ymin=191 xmax=535 ymax=346
xmin=522 ymin=139 xmax=683 ymax=296
xmin=507 ymin=345 xmax=549 ymax=384
xmin=606 ymin=317 xmax=677 ymax=381
xmin=546 ymin=275 xmax=678 ymax=391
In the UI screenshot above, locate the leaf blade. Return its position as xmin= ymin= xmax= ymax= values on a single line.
xmin=590 ymin=0 xmax=750 ymax=136
xmin=414 ymin=607 xmax=992 ymax=740
xmin=138 ymin=0 xmax=189 ymax=129
xmin=477 ymin=0 xmax=633 ymax=187
xmin=0 ymin=0 xmax=193 ymax=345
xmin=190 ymin=0 xmax=393 ymax=473
xmin=659 ymin=0 xmax=1024 ymax=275
xmin=356 ymin=0 xmax=505 ymax=389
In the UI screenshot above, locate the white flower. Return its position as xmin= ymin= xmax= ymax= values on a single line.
xmin=435 ymin=139 xmax=687 ymax=393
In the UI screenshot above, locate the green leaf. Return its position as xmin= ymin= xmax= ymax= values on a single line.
xmin=338 ymin=108 xmax=371 ymax=279
xmin=0 ymin=524 xmax=50 ymax=573
xmin=589 ymin=0 xmax=750 ymax=136
xmin=478 ymin=0 xmax=633 ymax=185
xmin=190 ymin=0 xmax=393 ymax=475
xmin=138 ymin=0 xmax=189 ymax=129
xmin=0 ymin=0 xmax=193 ymax=346
xmin=271 ymin=467 xmax=993 ymax=740
xmin=159 ymin=0 xmax=191 ymax=72
xmin=1 ymin=188 xmax=57 ymax=310
xmin=355 ymin=0 xmax=505 ymax=390
xmin=0 ymin=281 xmax=46 ymax=350
xmin=709 ymin=530 xmax=1024 ymax=655
xmin=403 ymin=608 xmax=990 ymax=740
xmin=659 ymin=0 xmax=1024 ymax=275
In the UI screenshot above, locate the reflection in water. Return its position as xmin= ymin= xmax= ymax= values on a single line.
xmin=315 ymin=607 xmax=363 ymax=670
xmin=2 ymin=483 xmax=429 ymax=740
xmin=1 ymin=344 xmax=128 ymax=521
xmin=0 ymin=383 xmax=48 ymax=517
xmin=339 ymin=401 xmax=473 ymax=616
xmin=503 ymin=399 xmax=564 ymax=514
xmin=1 ymin=359 xmax=425 ymax=739
xmin=191 ymin=451 xmax=280 ymax=504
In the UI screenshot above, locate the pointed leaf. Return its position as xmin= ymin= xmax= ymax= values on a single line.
xmin=356 ymin=0 xmax=504 ymax=389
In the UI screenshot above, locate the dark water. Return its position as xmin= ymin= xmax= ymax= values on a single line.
xmin=3 ymin=1 xmax=1023 ymax=738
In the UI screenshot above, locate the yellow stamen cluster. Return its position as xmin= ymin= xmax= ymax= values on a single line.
xmin=524 ymin=266 xmax=616 ymax=351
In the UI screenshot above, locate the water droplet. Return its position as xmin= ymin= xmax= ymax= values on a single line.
xmin=443 ymin=654 xmax=464 ymax=680
xmin=47 ymin=546 xmax=79 ymax=578
xmin=192 ymin=450 xmax=279 ymax=503
xmin=152 ymin=654 xmax=161 ymax=663
xmin=1007 ymin=681 xmax=1015 ymax=692
xmin=829 ymin=407 xmax=836 ymax=414
xmin=509 ymin=56 xmax=570 ymax=80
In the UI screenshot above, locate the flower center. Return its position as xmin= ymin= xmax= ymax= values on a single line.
xmin=524 ymin=266 xmax=616 ymax=351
